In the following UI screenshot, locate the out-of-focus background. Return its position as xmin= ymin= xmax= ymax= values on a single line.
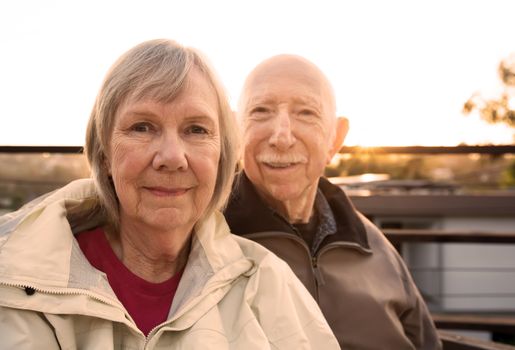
xmin=1 ymin=1 xmax=515 ymax=347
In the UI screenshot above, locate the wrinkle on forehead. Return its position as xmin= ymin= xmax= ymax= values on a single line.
xmin=246 ymin=94 xmax=324 ymax=113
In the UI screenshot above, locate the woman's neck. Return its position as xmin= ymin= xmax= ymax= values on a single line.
xmin=105 ymin=223 xmax=192 ymax=283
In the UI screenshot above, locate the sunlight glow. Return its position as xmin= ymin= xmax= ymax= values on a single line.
xmin=0 ymin=0 xmax=514 ymax=147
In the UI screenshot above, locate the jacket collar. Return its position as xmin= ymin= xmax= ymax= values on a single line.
xmin=225 ymin=171 xmax=370 ymax=251
xmin=0 ymin=179 xmax=254 ymax=323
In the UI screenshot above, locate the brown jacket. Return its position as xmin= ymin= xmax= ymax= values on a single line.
xmin=225 ymin=172 xmax=442 ymax=349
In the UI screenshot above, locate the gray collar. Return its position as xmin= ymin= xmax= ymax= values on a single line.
xmin=310 ymin=188 xmax=337 ymax=254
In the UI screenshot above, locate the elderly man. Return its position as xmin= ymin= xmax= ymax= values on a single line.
xmin=224 ymin=54 xmax=442 ymax=349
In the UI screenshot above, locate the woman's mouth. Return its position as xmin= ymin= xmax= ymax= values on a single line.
xmin=144 ymin=186 xmax=191 ymax=196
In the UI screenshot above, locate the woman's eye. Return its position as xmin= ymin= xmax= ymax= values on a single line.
xmin=187 ymin=125 xmax=208 ymax=135
xmin=131 ymin=123 xmax=152 ymax=133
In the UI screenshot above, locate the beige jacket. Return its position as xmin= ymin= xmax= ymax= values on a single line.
xmin=0 ymin=179 xmax=339 ymax=350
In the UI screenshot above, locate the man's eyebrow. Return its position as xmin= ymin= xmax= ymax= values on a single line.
xmin=246 ymin=95 xmax=320 ymax=106
xmin=246 ymin=96 xmax=275 ymax=107
xmin=291 ymin=96 xmax=323 ymax=110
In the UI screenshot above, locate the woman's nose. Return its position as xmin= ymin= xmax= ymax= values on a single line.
xmin=151 ymin=133 xmax=188 ymax=171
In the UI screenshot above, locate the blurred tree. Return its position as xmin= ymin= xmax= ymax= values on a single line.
xmin=463 ymin=53 xmax=515 ymax=127
xmin=500 ymin=159 xmax=515 ymax=188
xmin=324 ymin=153 xmax=431 ymax=180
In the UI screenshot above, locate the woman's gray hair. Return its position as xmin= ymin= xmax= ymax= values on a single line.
xmin=84 ymin=39 xmax=239 ymax=230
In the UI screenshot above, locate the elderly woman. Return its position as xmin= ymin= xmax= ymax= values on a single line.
xmin=0 ymin=39 xmax=338 ymax=349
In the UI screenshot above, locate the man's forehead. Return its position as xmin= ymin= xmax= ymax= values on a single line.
xmin=243 ymin=73 xmax=332 ymax=112
xmin=239 ymin=55 xmax=336 ymax=115
xmin=250 ymin=58 xmax=322 ymax=86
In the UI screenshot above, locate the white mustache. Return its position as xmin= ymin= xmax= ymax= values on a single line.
xmin=257 ymin=153 xmax=308 ymax=164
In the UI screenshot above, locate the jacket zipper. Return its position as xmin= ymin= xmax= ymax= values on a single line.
xmin=243 ymin=232 xmax=372 ymax=303
xmin=242 ymin=232 xmax=322 ymax=300
xmin=0 ymin=281 xmax=149 ymax=343
xmin=1 ymin=281 xmax=119 ymax=306
xmin=311 ymin=255 xmax=325 ymax=290
xmin=3 ymin=279 xmax=243 ymax=350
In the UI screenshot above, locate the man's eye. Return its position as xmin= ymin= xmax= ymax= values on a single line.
xmin=299 ymin=109 xmax=315 ymax=116
xmin=249 ymin=106 xmax=273 ymax=120
xmin=251 ymin=106 xmax=270 ymax=114
xmin=131 ymin=123 xmax=152 ymax=133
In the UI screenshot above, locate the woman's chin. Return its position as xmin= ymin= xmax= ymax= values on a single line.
xmin=138 ymin=208 xmax=198 ymax=232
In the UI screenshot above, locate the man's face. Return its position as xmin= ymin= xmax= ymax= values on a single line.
xmin=240 ymin=57 xmax=336 ymax=208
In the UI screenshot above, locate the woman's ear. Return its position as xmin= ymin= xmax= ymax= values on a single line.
xmin=102 ymin=153 xmax=112 ymax=176
xmin=327 ymin=117 xmax=349 ymax=162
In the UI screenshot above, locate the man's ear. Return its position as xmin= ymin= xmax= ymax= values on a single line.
xmin=327 ymin=117 xmax=349 ymax=161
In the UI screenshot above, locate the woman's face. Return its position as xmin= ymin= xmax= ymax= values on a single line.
xmin=108 ymin=67 xmax=221 ymax=232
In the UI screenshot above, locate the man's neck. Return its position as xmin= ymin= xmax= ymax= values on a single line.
xmin=257 ymin=184 xmax=318 ymax=224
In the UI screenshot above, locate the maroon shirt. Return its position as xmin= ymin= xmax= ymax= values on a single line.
xmin=76 ymin=228 xmax=183 ymax=336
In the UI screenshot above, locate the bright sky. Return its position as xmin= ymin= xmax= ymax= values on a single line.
xmin=1 ymin=0 xmax=514 ymax=147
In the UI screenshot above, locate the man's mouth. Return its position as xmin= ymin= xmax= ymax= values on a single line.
xmin=257 ymin=153 xmax=307 ymax=168
xmin=264 ymin=162 xmax=297 ymax=169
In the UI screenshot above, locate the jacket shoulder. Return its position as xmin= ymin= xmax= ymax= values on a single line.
xmin=230 ymin=235 xmax=340 ymax=349
xmin=0 ymin=179 xmax=99 ymax=245
xmin=231 ymin=234 xmax=289 ymax=269
xmin=355 ymin=212 xmax=421 ymax=291
xmin=357 ymin=212 xmax=401 ymax=257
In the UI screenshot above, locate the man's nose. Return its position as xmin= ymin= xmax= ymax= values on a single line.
xmin=152 ymin=132 xmax=188 ymax=171
xmin=269 ymin=109 xmax=296 ymax=150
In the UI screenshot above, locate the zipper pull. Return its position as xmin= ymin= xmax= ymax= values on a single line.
xmin=312 ymin=256 xmax=325 ymax=286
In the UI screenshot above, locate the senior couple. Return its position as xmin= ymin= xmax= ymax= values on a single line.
xmin=0 ymin=39 xmax=441 ymax=349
